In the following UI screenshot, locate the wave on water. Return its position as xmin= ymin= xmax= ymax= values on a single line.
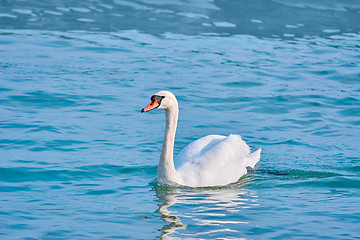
xmin=0 ymin=164 xmax=158 ymax=183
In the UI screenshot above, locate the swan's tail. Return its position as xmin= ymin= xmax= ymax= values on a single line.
xmin=246 ymin=148 xmax=261 ymax=168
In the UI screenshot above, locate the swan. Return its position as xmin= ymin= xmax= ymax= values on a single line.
xmin=141 ymin=90 xmax=261 ymax=187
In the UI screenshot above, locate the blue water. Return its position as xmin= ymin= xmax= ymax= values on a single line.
xmin=1 ymin=0 xmax=360 ymax=239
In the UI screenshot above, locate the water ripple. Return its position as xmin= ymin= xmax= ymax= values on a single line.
xmin=0 ymin=6 xmax=359 ymax=238
xmin=0 ymin=165 xmax=157 ymax=183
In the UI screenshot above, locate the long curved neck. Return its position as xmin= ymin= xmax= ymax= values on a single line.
xmin=157 ymin=104 xmax=179 ymax=183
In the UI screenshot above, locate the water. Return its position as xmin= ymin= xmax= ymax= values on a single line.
xmin=1 ymin=0 xmax=359 ymax=239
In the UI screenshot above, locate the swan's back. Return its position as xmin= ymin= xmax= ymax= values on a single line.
xmin=175 ymin=134 xmax=260 ymax=187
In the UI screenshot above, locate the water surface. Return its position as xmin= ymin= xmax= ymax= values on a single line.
xmin=1 ymin=0 xmax=360 ymax=239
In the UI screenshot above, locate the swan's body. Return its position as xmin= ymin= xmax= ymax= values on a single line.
xmin=142 ymin=91 xmax=261 ymax=187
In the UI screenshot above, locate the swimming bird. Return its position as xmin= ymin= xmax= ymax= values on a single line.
xmin=141 ymin=90 xmax=261 ymax=187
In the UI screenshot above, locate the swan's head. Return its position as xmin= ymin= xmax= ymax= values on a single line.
xmin=141 ymin=90 xmax=178 ymax=113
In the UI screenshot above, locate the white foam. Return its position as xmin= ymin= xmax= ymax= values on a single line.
xmin=0 ymin=13 xmax=17 ymax=18
xmin=213 ymin=21 xmax=236 ymax=27
xmin=251 ymin=19 xmax=263 ymax=24
xmin=70 ymin=7 xmax=91 ymax=13
xmin=323 ymin=29 xmax=340 ymax=33
xmin=12 ymin=9 xmax=32 ymax=15
xmin=76 ymin=18 xmax=95 ymax=22
xmin=177 ymin=12 xmax=209 ymax=19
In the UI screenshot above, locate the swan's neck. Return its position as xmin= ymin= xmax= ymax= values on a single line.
xmin=157 ymin=105 xmax=179 ymax=183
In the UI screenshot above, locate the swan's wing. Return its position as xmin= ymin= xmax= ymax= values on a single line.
xmin=174 ymin=134 xmax=226 ymax=169
xmin=175 ymin=134 xmax=258 ymax=187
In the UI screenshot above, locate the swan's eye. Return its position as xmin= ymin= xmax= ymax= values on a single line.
xmin=151 ymin=95 xmax=165 ymax=105
xmin=142 ymin=95 xmax=165 ymax=113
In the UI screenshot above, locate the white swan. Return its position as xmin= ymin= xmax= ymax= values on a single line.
xmin=141 ymin=90 xmax=261 ymax=187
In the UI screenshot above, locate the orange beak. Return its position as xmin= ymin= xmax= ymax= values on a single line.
xmin=141 ymin=98 xmax=160 ymax=113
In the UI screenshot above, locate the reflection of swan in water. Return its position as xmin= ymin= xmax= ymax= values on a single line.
xmin=153 ymin=176 xmax=258 ymax=239
xmin=154 ymin=185 xmax=187 ymax=239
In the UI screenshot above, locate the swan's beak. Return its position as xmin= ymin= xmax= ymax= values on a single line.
xmin=141 ymin=98 xmax=160 ymax=113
